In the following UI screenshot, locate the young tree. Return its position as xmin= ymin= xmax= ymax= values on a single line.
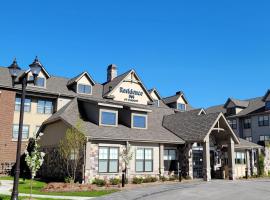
xmin=120 ymin=144 xmax=133 ymax=182
xmin=25 ymin=136 xmax=45 ymax=199
xmin=58 ymin=120 xmax=86 ymax=182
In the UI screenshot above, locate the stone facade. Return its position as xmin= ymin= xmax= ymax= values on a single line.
xmin=264 ymin=147 xmax=270 ymax=174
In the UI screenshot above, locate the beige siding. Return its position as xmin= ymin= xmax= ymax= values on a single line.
xmin=57 ymin=98 xmax=71 ymax=111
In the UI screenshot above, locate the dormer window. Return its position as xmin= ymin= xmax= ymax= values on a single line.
xmin=29 ymin=76 xmax=45 ymax=87
xmin=77 ymin=84 xmax=92 ymax=94
xmin=132 ymin=113 xmax=147 ymax=129
xmin=266 ymin=101 xmax=270 ymax=111
xmin=177 ymin=103 xmax=186 ymax=111
xmin=153 ymin=100 xmax=159 ymax=107
xmin=100 ymin=109 xmax=117 ymax=126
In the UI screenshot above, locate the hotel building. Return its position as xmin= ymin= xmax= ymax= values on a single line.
xmin=0 ymin=59 xmax=263 ymax=182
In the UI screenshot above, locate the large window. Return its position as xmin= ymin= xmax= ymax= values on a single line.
xmin=258 ymin=115 xmax=269 ymax=126
xmin=29 ymin=76 xmax=45 ymax=87
xmin=132 ymin=114 xmax=147 ymax=129
xmin=100 ymin=110 xmax=117 ymax=126
xmin=164 ymin=149 xmax=177 ymax=171
xmin=136 ymin=148 xmax=153 ymax=172
xmin=228 ymin=119 xmax=237 ymax=129
xmin=177 ymin=103 xmax=186 ymax=111
xmin=98 ymin=147 xmax=119 ymax=173
xmin=12 ymin=124 xmax=29 ymax=139
xmin=77 ymin=84 xmax=92 ymax=94
xmin=260 ymin=135 xmax=270 ymax=141
xmin=15 ymin=97 xmax=31 ymax=112
xmin=235 ymin=152 xmax=246 ymax=165
xmin=243 ymin=118 xmax=251 ymax=129
xmin=37 ymin=100 xmax=53 ymax=114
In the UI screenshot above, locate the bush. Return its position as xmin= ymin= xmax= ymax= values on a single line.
xmin=143 ymin=176 xmax=157 ymax=183
xmin=92 ymin=178 xmax=106 ymax=187
xmin=160 ymin=176 xmax=168 ymax=182
xmin=110 ymin=178 xmax=120 ymax=185
xmin=132 ymin=177 xmax=143 ymax=184
xmin=184 ymin=175 xmax=192 ymax=180
xmin=268 ymin=171 xmax=270 ymax=177
xmin=258 ymin=154 xmax=265 ymax=176
xmin=64 ymin=176 xmax=74 ymax=183
xmin=168 ymin=175 xmax=178 ymax=181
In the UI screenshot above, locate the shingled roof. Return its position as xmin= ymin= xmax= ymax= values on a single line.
xmin=224 ymin=98 xmax=249 ymax=108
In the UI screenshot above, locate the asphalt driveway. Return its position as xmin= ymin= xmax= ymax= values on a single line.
xmin=95 ymin=179 xmax=270 ymax=200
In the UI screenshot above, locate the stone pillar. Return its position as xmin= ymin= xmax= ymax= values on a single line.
xmin=203 ymin=136 xmax=211 ymax=181
xmin=250 ymin=149 xmax=255 ymax=176
xmin=228 ymin=137 xmax=236 ymax=180
xmin=126 ymin=141 xmax=131 ymax=180
xmin=84 ymin=141 xmax=91 ymax=183
xmin=246 ymin=150 xmax=251 ymax=176
xmin=159 ymin=144 xmax=164 ymax=175
xmin=187 ymin=143 xmax=193 ymax=179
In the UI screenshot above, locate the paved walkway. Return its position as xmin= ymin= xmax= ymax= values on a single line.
xmin=95 ymin=179 xmax=270 ymax=200
xmin=0 ymin=180 xmax=93 ymax=200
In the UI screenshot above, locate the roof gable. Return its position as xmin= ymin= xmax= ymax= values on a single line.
xmin=148 ymin=88 xmax=162 ymax=100
xmin=262 ymin=89 xmax=270 ymax=102
xmin=162 ymin=91 xmax=189 ymax=105
xmin=67 ymin=72 xmax=95 ymax=87
xmin=224 ymin=98 xmax=249 ymax=108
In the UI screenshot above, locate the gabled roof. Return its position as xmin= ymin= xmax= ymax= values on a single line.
xmin=102 ymin=69 xmax=153 ymax=102
xmin=262 ymin=89 xmax=270 ymax=102
xmin=235 ymin=138 xmax=262 ymax=149
xmin=24 ymin=62 xmax=51 ymax=78
xmin=67 ymin=71 xmax=95 ymax=87
xmin=148 ymin=88 xmax=162 ymax=100
xmin=162 ymin=91 xmax=189 ymax=105
xmin=224 ymin=98 xmax=249 ymax=108
xmin=163 ymin=110 xmax=239 ymax=143
xmin=41 ymin=98 xmax=184 ymax=144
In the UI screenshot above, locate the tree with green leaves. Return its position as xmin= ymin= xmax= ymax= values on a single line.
xmin=120 ymin=143 xmax=133 ymax=182
xmin=58 ymin=119 xmax=87 ymax=182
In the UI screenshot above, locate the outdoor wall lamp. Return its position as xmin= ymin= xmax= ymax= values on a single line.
xmin=8 ymin=57 xmax=42 ymax=200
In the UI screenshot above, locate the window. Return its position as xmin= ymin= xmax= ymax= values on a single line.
xmin=258 ymin=115 xmax=269 ymax=126
xmin=243 ymin=118 xmax=251 ymax=129
xmin=245 ymin=137 xmax=252 ymax=142
xmin=259 ymin=135 xmax=270 ymax=141
xmin=100 ymin=110 xmax=117 ymax=126
xmin=164 ymin=149 xmax=177 ymax=171
xmin=12 ymin=125 xmax=29 ymax=139
xmin=177 ymin=103 xmax=186 ymax=111
xmin=15 ymin=97 xmax=31 ymax=112
xmin=235 ymin=152 xmax=246 ymax=165
xmin=266 ymin=101 xmax=270 ymax=111
xmin=136 ymin=148 xmax=153 ymax=172
xmin=77 ymin=84 xmax=92 ymax=94
xmin=98 ymin=147 xmax=119 ymax=173
xmin=37 ymin=100 xmax=53 ymax=114
xmin=153 ymin=100 xmax=159 ymax=107
xmin=132 ymin=114 xmax=147 ymax=129
xmin=29 ymin=76 xmax=45 ymax=87
xmin=228 ymin=119 xmax=237 ymax=129
xmin=227 ymin=107 xmax=236 ymax=115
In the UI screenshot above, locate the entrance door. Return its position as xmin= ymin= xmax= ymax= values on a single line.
xmin=193 ymin=150 xmax=203 ymax=178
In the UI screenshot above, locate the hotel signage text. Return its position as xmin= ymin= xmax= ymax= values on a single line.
xmin=119 ymin=87 xmax=143 ymax=103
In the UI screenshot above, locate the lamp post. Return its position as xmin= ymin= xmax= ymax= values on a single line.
xmin=8 ymin=57 xmax=42 ymax=200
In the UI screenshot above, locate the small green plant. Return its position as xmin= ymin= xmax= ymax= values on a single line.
xmin=168 ymin=175 xmax=178 ymax=181
xmin=92 ymin=178 xmax=106 ymax=187
xmin=160 ymin=176 xmax=168 ymax=182
xmin=184 ymin=175 xmax=192 ymax=180
xmin=132 ymin=177 xmax=143 ymax=184
xmin=64 ymin=176 xmax=74 ymax=183
xmin=258 ymin=154 xmax=265 ymax=176
xmin=268 ymin=170 xmax=270 ymax=177
xmin=109 ymin=178 xmax=120 ymax=185
xmin=143 ymin=176 xmax=157 ymax=183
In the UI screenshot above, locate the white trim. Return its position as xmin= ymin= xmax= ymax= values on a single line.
xmin=77 ymin=83 xmax=93 ymax=95
xmin=131 ymin=113 xmax=148 ymax=129
xmin=99 ymin=109 xmax=118 ymax=127
xmin=98 ymin=143 xmax=121 ymax=147
xmin=130 ymin=107 xmax=152 ymax=113
xmin=198 ymin=108 xmax=206 ymax=115
xmin=98 ymin=103 xmax=123 ymax=108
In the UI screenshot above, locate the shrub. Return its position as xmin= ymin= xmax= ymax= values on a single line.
xmin=160 ymin=176 xmax=168 ymax=182
xmin=143 ymin=176 xmax=157 ymax=183
xmin=92 ymin=178 xmax=106 ymax=187
xmin=110 ymin=178 xmax=120 ymax=185
xmin=132 ymin=177 xmax=143 ymax=184
xmin=64 ymin=176 xmax=74 ymax=183
xmin=184 ymin=175 xmax=192 ymax=180
xmin=258 ymin=154 xmax=265 ymax=176
xmin=168 ymin=175 xmax=178 ymax=181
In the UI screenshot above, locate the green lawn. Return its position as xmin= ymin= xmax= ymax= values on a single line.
xmin=0 ymin=177 xmax=117 ymax=197
xmin=0 ymin=195 xmax=64 ymax=200
xmin=0 ymin=176 xmax=14 ymax=180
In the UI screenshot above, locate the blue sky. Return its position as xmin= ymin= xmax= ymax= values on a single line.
xmin=0 ymin=0 xmax=269 ymax=108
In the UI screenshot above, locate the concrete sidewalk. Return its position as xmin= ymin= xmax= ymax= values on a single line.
xmin=0 ymin=180 xmax=94 ymax=200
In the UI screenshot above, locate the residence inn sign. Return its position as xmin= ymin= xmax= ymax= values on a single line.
xmin=119 ymin=87 xmax=144 ymax=103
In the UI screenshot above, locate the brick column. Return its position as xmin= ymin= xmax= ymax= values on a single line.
xmin=228 ymin=137 xmax=236 ymax=180
xmin=84 ymin=141 xmax=91 ymax=183
xmin=203 ymin=136 xmax=211 ymax=181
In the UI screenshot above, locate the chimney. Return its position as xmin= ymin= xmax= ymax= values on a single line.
xmin=176 ymin=91 xmax=183 ymax=95
xmin=107 ymin=64 xmax=117 ymax=82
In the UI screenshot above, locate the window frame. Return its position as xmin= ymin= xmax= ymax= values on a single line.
xmin=243 ymin=118 xmax=251 ymax=129
xmin=153 ymin=99 xmax=160 ymax=107
xmin=12 ymin=124 xmax=30 ymax=140
xmin=164 ymin=149 xmax=177 ymax=171
xmin=29 ymin=76 xmax=46 ymax=88
xmin=258 ymin=115 xmax=269 ymax=127
xmin=37 ymin=99 xmax=54 ymax=114
xmin=135 ymin=148 xmax=153 ymax=172
xmin=98 ymin=146 xmax=119 ymax=173
xmin=99 ymin=109 xmax=118 ymax=127
xmin=235 ymin=152 xmax=246 ymax=165
xmin=131 ymin=113 xmax=148 ymax=129
xmin=77 ymin=83 xmax=92 ymax=95
xmin=259 ymin=135 xmax=270 ymax=141
xmin=15 ymin=97 xmax=31 ymax=112
xmin=177 ymin=103 xmax=186 ymax=111
xmin=228 ymin=119 xmax=237 ymax=129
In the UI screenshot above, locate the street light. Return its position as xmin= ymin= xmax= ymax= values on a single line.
xmin=9 ymin=57 xmax=42 ymax=200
